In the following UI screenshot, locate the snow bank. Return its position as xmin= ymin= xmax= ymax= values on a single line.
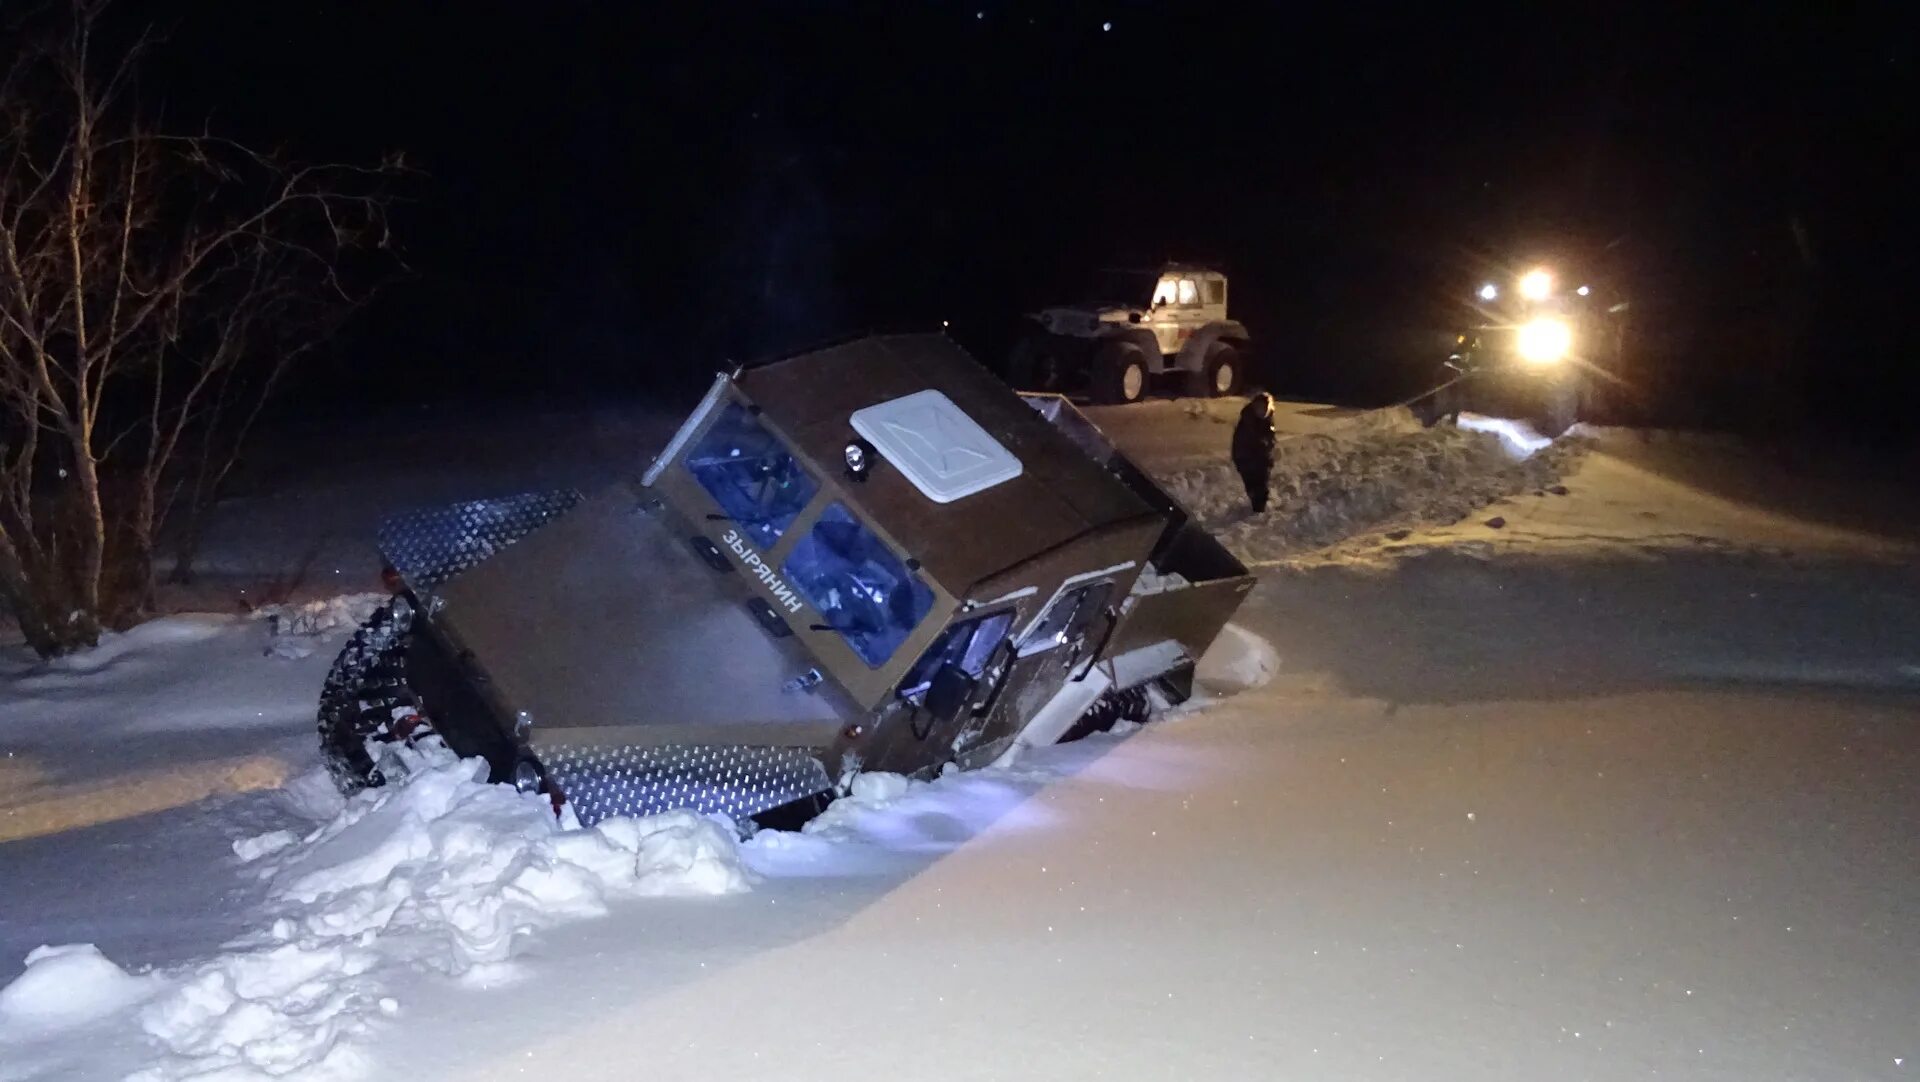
xmin=1 ymin=742 xmax=755 ymax=1080
xmin=1160 ymin=415 xmax=1586 ymax=564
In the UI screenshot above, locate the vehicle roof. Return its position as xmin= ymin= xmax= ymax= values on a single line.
xmin=736 ymin=334 xmax=1158 ymax=597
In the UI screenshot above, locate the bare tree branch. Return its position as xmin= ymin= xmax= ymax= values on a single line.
xmin=0 ymin=0 xmax=402 ymax=654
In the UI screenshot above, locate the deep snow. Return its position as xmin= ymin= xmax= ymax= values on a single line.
xmin=4 ymin=398 xmax=1918 ymax=1081
xmin=1157 ymin=408 xmax=1588 ymax=565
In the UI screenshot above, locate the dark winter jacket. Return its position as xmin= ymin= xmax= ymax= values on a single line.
xmin=1230 ymin=398 xmax=1277 ymax=473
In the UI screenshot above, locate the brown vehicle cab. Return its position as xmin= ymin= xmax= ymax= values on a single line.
xmin=329 ymin=334 xmax=1254 ymax=828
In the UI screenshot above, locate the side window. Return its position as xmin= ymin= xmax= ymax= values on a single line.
xmin=783 ymin=502 xmax=935 ymax=667
xmin=1205 ymin=279 xmax=1226 ymax=306
xmin=1019 ymin=579 xmax=1116 ymax=656
xmin=1152 ymin=278 xmax=1178 ymax=307
xmin=685 ymin=402 xmax=819 ymax=548
xmin=1176 ymin=278 xmax=1200 ymax=307
xmin=898 ymin=610 xmax=1014 ymax=700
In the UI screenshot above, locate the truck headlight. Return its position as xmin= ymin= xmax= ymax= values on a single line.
xmin=1519 ymin=268 xmax=1554 ymax=301
xmin=1516 ymin=317 xmax=1573 ymax=364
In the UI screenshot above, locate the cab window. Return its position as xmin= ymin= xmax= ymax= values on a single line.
xmin=685 ymin=402 xmax=818 ymax=549
xmin=1176 ymin=278 xmax=1201 ymax=307
xmin=1205 ymin=279 xmax=1226 ymax=305
xmin=1152 ymin=278 xmax=1178 ymax=307
xmin=898 ymin=610 xmax=1015 ymax=699
xmin=783 ymin=502 xmax=935 ymax=667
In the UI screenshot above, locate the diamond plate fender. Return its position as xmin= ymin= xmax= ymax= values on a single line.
xmin=377 ymin=490 xmax=583 ymax=598
xmin=538 ymin=743 xmax=833 ymax=826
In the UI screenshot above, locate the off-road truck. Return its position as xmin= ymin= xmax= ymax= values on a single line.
xmin=1009 ymin=265 xmax=1252 ymax=404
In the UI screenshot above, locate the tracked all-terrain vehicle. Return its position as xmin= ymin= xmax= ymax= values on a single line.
xmin=320 ymin=334 xmax=1255 ymax=828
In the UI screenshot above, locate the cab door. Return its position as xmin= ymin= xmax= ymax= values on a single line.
xmin=1150 ymin=276 xmax=1206 ymax=358
xmin=953 ymin=577 xmax=1119 ymax=763
xmin=887 ymin=577 xmax=1121 ymax=769
xmin=890 ymin=609 xmax=1020 ymax=762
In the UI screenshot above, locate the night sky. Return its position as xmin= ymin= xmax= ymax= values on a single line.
xmin=101 ymin=2 xmax=1916 ymax=436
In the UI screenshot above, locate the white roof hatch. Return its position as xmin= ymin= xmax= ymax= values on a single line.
xmin=849 ymin=389 xmax=1023 ymax=504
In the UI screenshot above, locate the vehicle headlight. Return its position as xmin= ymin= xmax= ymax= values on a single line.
xmin=1516 ymin=317 xmax=1573 ymax=364
xmin=1477 ymin=283 xmax=1499 ymax=301
xmin=1519 ymin=268 xmax=1554 ymax=301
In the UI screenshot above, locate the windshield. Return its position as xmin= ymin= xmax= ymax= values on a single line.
xmin=782 ymin=502 xmax=935 ymax=667
xmin=1081 ymin=270 xmax=1158 ymax=308
xmin=685 ymin=401 xmax=819 ymax=548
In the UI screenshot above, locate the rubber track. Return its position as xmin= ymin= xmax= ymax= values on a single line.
xmin=1060 ymin=683 xmax=1153 ymax=743
xmin=316 ymin=597 xmax=419 ymax=792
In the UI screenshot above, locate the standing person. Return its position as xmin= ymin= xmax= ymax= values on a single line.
xmin=1231 ymin=391 xmax=1277 ymax=514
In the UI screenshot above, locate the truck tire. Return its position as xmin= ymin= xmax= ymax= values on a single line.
xmin=317 ymin=598 xmax=422 ymax=793
xmin=1091 ymin=340 xmax=1151 ymax=404
xmin=1189 ymin=340 xmax=1244 ymax=398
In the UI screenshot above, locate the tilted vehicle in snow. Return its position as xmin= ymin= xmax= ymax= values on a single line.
xmin=1008 ymin=265 xmax=1252 ymax=404
xmin=1419 ymin=264 xmax=1625 ymax=436
xmin=320 ymin=334 xmax=1255 ymax=828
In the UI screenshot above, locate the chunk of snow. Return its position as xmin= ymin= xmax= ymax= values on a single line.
xmin=849 ymin=771 xmax=912 ymax=805
xmin=254 ymin=592 xmax=386 ymax=640
xmin=275 ymin=767 xmax=349 ymax=823
xmin=630 ymin=811 xmax=757 ymax=896
xmin=1129 ymin=565 xmax=1191 ymax=597
xmin=0 ymin=944 xmax=157 ymax=1037
xmin=800 ymin=772 xmax=924 ymax=841
xmin=232 ymin=829 xmax=297 ymax=862
xmin=1193 ymin=623 xmax=1278 ymax=696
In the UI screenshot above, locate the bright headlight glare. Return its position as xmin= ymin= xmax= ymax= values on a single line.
xmin=1519 ymin=268 xmax=1553 ymax=300
xmin=1516 ymin=317 xmax=1573 ymax=364
xmin=1478 ymin=283 xmax=1498 ymax=301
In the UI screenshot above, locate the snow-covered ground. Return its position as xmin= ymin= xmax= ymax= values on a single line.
xmin=4 ymin=397 xmax=1918 ymax=1080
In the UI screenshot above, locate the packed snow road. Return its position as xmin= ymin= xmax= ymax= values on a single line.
xmin=3 ymin=398 xmax=1917 ymax=1080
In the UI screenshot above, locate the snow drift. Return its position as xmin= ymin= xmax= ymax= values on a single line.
xmin=1158 ymin=409 xmax=1587 ymax=564
xmin=0 ymin=742 xmax=754 ymax=1080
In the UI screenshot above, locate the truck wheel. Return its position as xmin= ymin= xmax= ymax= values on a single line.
xmin=1190 ymin=341 xmax=1244 ymax=397
xmin=1008 ymin=335 xmax=1064 ymax=392
xmin=1091 ymin=341 xmax=1151 ymax=404
xmin=317 ymin=598 xmax=424 ymax=793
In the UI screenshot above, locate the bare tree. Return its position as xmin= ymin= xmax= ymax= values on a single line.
xmin=0 ymin=1 xmax=397 ymax=656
